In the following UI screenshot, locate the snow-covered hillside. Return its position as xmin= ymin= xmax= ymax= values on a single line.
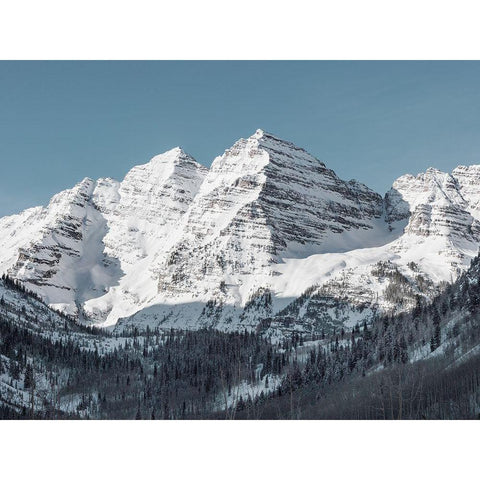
xmin=1 ymin=129 xmax=480 ymax=334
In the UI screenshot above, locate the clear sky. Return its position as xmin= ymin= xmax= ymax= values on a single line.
xmin=1 ymin=61 xmax=480 ymax=216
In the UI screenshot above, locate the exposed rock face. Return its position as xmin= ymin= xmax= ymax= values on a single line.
xmin=1 ymin=129 xmax=480 ymax=335
xmin=386 ymin=167 xmax=480 ymax=241
xmin=101 ymin=147 xmax=207 ymax=267
xmin=142 ymin=129 xmax=384 ymax=330
xmin=0 ymin=178 xmax=119 ymax=314
xmin=451 ymin=165 xmax=480 ymax=221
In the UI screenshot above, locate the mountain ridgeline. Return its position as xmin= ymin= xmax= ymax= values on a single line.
xmin=2 ymin=129 xmax=480 ymax=337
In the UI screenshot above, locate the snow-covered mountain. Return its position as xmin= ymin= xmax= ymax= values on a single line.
xmin=83 ymin=148 xmax=207 ymax=323
xmin=0 ymin=147 xmax=207 ymax=322
xmin=1 ymin=129 xmax=480 ymax=334
xmin=122 ymin=130 xmax=385 ymax=330
xmin=0 ymin=177 xmax=118 ymax=315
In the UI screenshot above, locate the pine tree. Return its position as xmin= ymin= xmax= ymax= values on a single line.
xmin=24 ymin=363 xmax=34 ymax=390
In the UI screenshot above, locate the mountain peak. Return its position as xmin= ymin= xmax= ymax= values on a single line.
xmin=248 ymin=128 xmax=289 ymax=145
xmin=453 ymin=164 xmax=480 ymax=175
xmin=251 ymin=128 xmax=265 ymax=139
xmin=249 ymin=128 xmax=281 ymax=141
xmin=80 ymin=176 xmax=94 ymax=183
xmin=149 ymin=146 xmax=195 ymax=165
xmin=166 ymin=146 xmax=184 ymax=156
xmin=126 ymin=147 xmax=206 ymax=183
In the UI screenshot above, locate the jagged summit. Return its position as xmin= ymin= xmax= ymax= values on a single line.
xmin=249 ymin=128 xmax=300 ymax=145
xmin=246 ymin=128 xmax=285 ymax=141
xmin=144 ymin=146 xmax=202 ymax=171
xmin=250 ymin=128 xmax=266 ymax=139
xmin=453 ymin=164 xmax=480 ymax=177
xmin=150 ymin=146 xmax=194 ymax=160
xmin=251 ymin=128 xmax=324 ymax=162
xmin=212 ymin=129 xmax=327 ymax=178
xmin=78 ymin=176 xmax=95 ymax=185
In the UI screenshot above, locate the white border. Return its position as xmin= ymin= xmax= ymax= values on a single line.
xmin=0 ymin=420 xmax=478 ymax=479
xmin=0 ymin=0 xmax=479 ymax=60
xmin=0 ymin=1 xmax=478 ymax=478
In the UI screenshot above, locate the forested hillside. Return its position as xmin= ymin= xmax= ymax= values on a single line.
xmin=230 ymin=254 xmax=480 ymax=419
xmin=0 ymin=275 xmax=293 ymax=419
xmin=2 ymin=251 xmax=480 ymax=419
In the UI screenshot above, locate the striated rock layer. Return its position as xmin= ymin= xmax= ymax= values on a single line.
xmin=147 ymin=130 xmax=384 ymax=324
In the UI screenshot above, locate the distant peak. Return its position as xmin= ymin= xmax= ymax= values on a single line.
xmin=251 ymin=128 xmax=265 ymax=139
xmin=149 ymin=146 xmax=196 ymax=165
xmin=163 ymin=146 xmax=185 ymax=156
xmin=394 ymin=167 xmax=451 ymax=184
xmin=77 ymin=177 xmax=95 ymax=188
xmin=453 ymin=164 xmax=480 ymax=173
xmin=170 ymin=146 xmax=185 ymax=155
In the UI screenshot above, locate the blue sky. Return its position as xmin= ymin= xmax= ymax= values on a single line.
xmin=1 ymin=61 xmax=480 ymax=216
